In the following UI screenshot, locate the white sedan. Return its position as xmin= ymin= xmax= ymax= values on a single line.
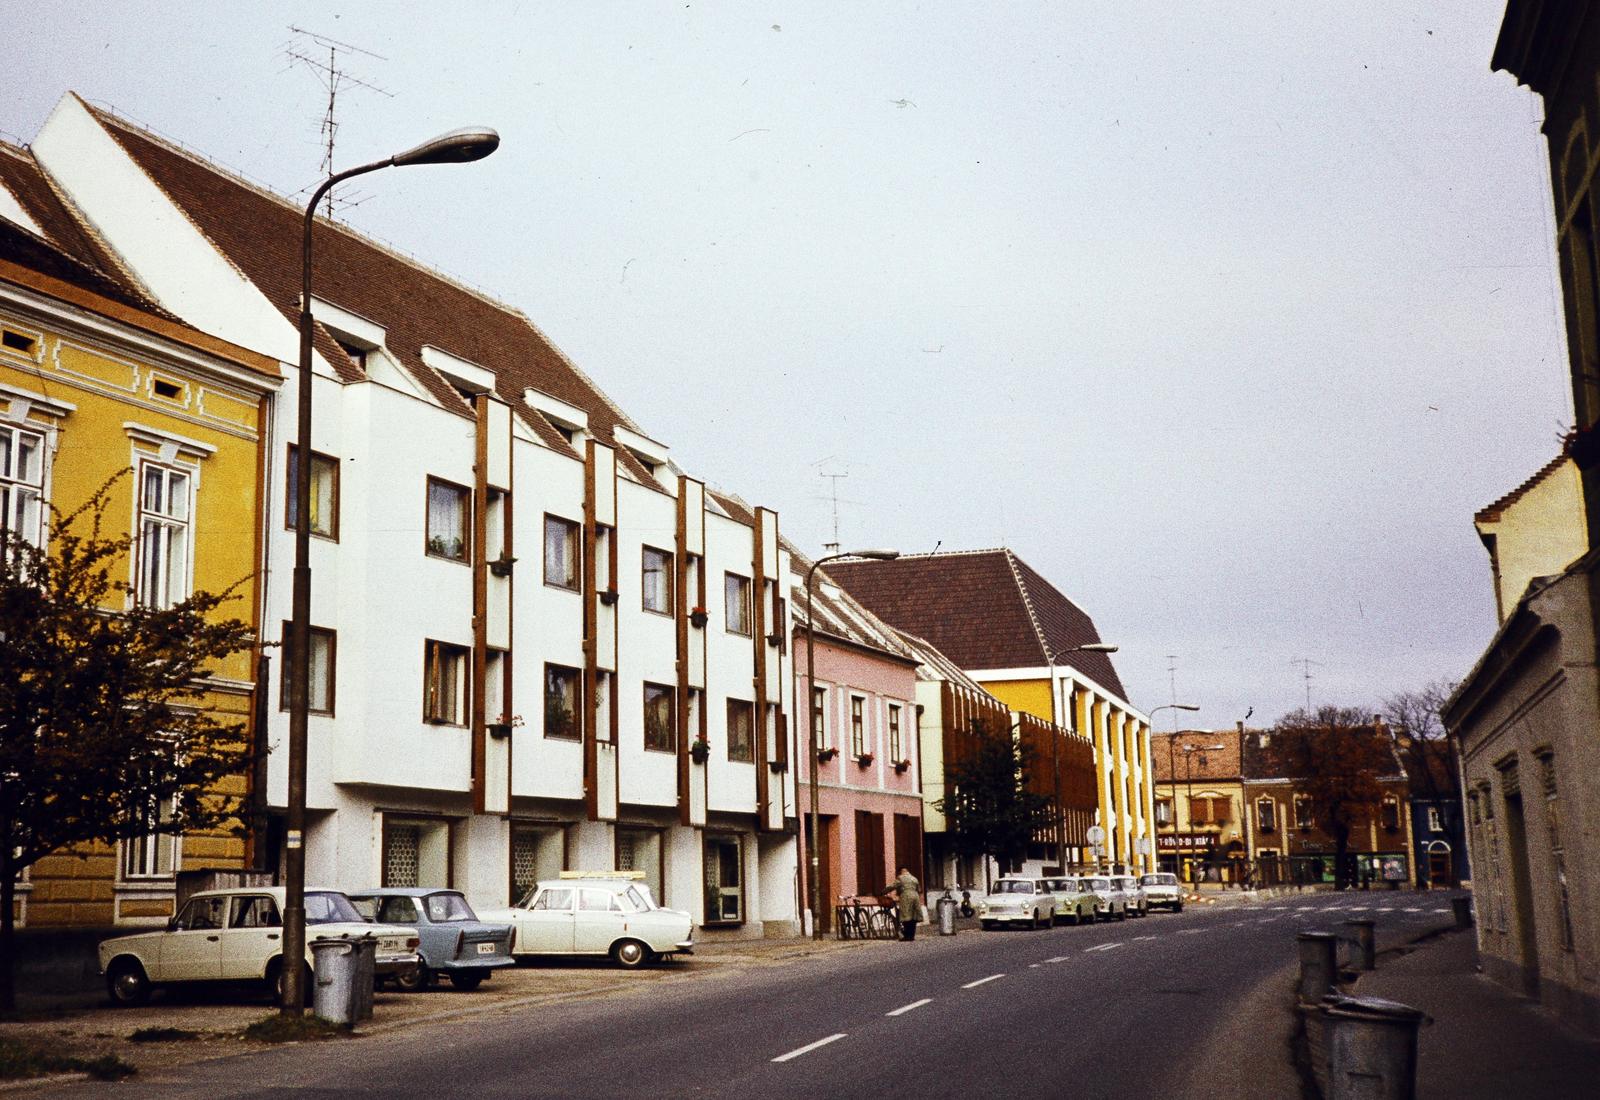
xmin=976 ymin=877 xmax=1055 ymax=930
xmin=476 ymin=877 xmax=694 ymax=968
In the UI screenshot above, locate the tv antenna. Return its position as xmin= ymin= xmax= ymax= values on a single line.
xmin=1290 ymin=657 xmax=1323 ymax=711
xmin=284 ymin=25 xmax=393 ymax=218
xmin=811 ymin=457 xmax=854 ymax=556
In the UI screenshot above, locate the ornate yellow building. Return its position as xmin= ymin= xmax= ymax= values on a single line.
xmin=1 ymin=142 xmax=278 ymax=927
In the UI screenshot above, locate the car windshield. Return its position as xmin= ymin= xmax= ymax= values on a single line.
xmin=424 ymin=892 xmax=476 ymax=922
xmin=1084 ymin=878 xmax=1111 ymax=890
xmin=306 ymin=891 xmax=363 ymax=924
xmin=1141 ymin=874 xmax=1178 ymax=886
xmin=992 ymin=881 xmax=1036 ymax=894
xmin=624 ymin=886 xmax=652 ymax=912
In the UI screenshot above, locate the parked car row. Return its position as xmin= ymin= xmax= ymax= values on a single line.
xmin=97 ymin=874 xmax=695 ymax=1006
xmin=975 ymin=872 xmax=1185 ymax=930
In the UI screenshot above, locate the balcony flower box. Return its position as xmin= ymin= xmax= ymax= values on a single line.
xmin=689 ymin=739 xmax=710 ymax=765
xmin=689 ymin=607 xmax=708 ymax=629
xmin=817 ymin=747 xmax=838 ymax=763
xmin=893 ymin=759 xmax=911 ymax=774
xmin=599 ymin=587 xmax=619 ymax=607
xmin=855 ymin=752 xmax=875 ymax=768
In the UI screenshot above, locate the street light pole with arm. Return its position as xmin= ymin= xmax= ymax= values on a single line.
xmin=803 ymin=548 xmax=898 ymax=941
xmin=283 ymin=127 xmax=499 ymax=1013
xmin=1148 ymin=704 xmax=1199 ymax=870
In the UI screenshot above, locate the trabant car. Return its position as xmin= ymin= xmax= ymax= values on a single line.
xmin=1112 ymin=874 xmax=1149 ymax=917
xmin=1080 ymin=875 xmax=1128 ymax=921
xmin=1040 ymin=876 xmax=1097 ymax=925
xmin=99 ymin=887 xmax=420 ymax=1006
xmin=975 ymin=877 xmax=1054 ymax=930
xmin=476 ymin=876 xmax=694 ymax=968
xmin=1139 ymin=872 xmax=1184 ymax=912
xmin=348 ymin=888 xmax=514 ymax=990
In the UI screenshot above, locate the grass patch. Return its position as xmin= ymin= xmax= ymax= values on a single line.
xmin=241 ymin=1013 xmax=348 ymax=1044
xmin=0 ymin=1037 xmax=135 ymax=1081
xmin=128 ymin=1026 xmax=204 ymax=1043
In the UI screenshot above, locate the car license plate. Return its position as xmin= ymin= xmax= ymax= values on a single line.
xmin=476 ymin=942 xmax=496 ymax=955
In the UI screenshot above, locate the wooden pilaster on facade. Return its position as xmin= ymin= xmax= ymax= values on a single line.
xmin=582 ymin=442 xmax=622 ymax=821
xmin=752 ymin=509 xmax=770 ymax=828
xmin=471 ymin=394 xmax=490 ymax=813
xmin=472 ymin=394 xmax=515 ymax=816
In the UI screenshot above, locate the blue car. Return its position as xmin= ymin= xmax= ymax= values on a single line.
xmin=348 ymin=888 xmax=514 ymax=991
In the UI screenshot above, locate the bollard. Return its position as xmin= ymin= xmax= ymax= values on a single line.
xmin=1323 ymin=993 xmax=1426 ymax=1100
xmin=1298 ymin=931 xmax=1340 ymax=1004
xmin=937 ymin=894 xmax=958 ymax=936
xmin=1452 ymin=896 xmax=1473 ymax=930
xmin=1342 ymin=919 xmax=1376 ymax=971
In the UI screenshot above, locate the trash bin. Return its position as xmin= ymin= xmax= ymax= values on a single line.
xmin=1321 ymin=993 xmax=1427 ymax=1100
xmin=937 ymin=894 xmax=958 ymax=936
xmin=310 ymin=935 xmax=376 ymax=1025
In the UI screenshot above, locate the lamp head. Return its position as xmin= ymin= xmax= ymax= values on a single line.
xmin=1076 ymin=643 xmax=1118 ymax=653
xmin=847 ymin=548 xmax=900 ymax=561
xmin=392 ymin=127 xmax=501 ymax=167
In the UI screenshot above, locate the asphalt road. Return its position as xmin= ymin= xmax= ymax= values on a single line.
xmin=33 ymin=890 xmax=1462 ymax=1100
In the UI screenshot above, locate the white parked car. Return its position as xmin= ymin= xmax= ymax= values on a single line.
xmin=976 ymin=877 xmax=1054 ymax=930
xmin=1080 ymin=875 xmax=1128 ymax=921
xmin=1139 ymin=872 xmax=1184 ymax=912
xmin=1111 ymin=874 xmax=1149 ymax=917
xmin=476 ymin=876 xmax=694 ymax=967
xmin=99 ymin=887 xmax=420 ymax=1006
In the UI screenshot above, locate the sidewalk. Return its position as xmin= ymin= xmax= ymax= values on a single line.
xmin=1349 ymin=929 xmax=1600 ymax=1098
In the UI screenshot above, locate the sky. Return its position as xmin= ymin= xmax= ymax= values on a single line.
xmin=5 ymin=1 xmax=1570 ymax=729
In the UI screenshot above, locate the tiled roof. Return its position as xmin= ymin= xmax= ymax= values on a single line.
xmin=1151 ymin=730 xmax=1244 ymax=782
xmin=0 ymin=142 xmax=171 ymax=315
xmin=825 ymin=548 xmax=1128 ymax=699
xmin=1241 ymin=725 xmax=1406 ymax=782
xmin=786 ymin=540 xmax=916 ymax=663
xmin=84 ymin=105 xmax=661 ymax=485
xmin=893 ymin=628 xmax=994 ymax=694
xmin=1474 ymin=437 xmax=1574 ymax=523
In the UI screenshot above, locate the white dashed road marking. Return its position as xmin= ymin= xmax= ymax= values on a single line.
xmin=885 ymin=999 xmax=931 ymax=1017
xmin=962 ymin=973 xmax=1007 ymax=989
xmin=1044 ymin=956 xmax=1069 ymax=964
xmin=1404 ymin=907 xmax=1421 ymax=913
xmin=1085 ymin=942 xmax=1123 ymax=952
xmin=773 ymin=1034 xmax=847 ymax=1063
xmin=1178 ymin=928 xmax=1207 ymax=935
xmin=1135 ymin=935 xmax=1158 ymax=941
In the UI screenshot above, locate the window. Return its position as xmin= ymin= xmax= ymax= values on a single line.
xmin=888 ymin=704 xmax=903 ymax=762
xmin=279 ymin=623 xmax=335 ymax=714
xmin=426 ymin=477 xmax=469 ymax=561
xmin=1154 ymin=798 xmax=1172 ymax=826
xmin=596 ymin=671 xmax=615 ymax=744
xmin=510 ymin=823 xmax=566 ymax=904
xmin=1257 ymin=798 xmax=1277 ymax=833
xmin=703 ymin=834 xmax=743 ymax=924
xmin=382 ymin=817 xmax=450 ymax=887
xmin=643 ymin=682 xmax=676 ymax=752
xmin=544 ymin=515 xmax=579 ymax=589
xmin=642 ymin=546 xmax=673 ymax=614
xmin=1 ymin=329 xmax=36 ymax=353
xmin=726 ymin=698 xmax=754 ymax=762
xmin=285 ymin=446 xmax=338 ymax=539
xmin=1293 ymin=796 xmax=1314 ymax=829
xmin=532 ymin=887 xmax=574 ymax=912
xmin=1208 ymin=797 xmax=1230 ymax=824
xmin=230 ymin=895 xmax=280 ymax=928
xmin=1188 ymin=796 xmax=1212 ymax=825
xmin=135 ymin=461 xmax=191 ymax=607
xmin=580 ymin=888 xmax=620 ymax=912
xmin=1380 ymin=797 xmax=1400 ymax=830
xmin=121 ymin=794 xmax=177 ymax=879
xmin=850 ymin=696 xmax=866 ymax=757
xmin=1427 ymin=806 xmax=1443 ymax=834
xmin=812 ymin=686 xmax=829 ymax=750
xmin=0 ymin=423 xmax=44 ymax=556
xmin=724 ymin=572 xmax=751 ymax=635
xmin=544 ymin=664 xmax=581 ymax=740
xmin=424 ymin=640 xmax=469 ymax=725
xmin=172 ymin=895 xmax=225 ymax=931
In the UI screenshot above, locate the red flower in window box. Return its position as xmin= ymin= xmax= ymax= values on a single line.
xmin=689 ymin=607 xmax=708 ymax=628
xmin=689 ymin=738 xmax=710 ymax=764
xmin=817 ymin=746 xmax=838 ymax=763
xmin=892 ymin=759 xmax=910 ymax=774
xmin=855 ymin=752 xmax=874 ymax=768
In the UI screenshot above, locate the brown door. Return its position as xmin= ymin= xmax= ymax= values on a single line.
xmin=855 ymin=810 xmax=885 ymax=897
xmin=1503 ymin=793 xmax=1541 ymax=995
xmin=893 ymin=813 xmax=923 ymax=885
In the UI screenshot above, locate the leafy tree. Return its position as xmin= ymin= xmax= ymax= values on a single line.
xmin=1268 ymin=705 xmax=1396 ymax=890
xmin=0 ymin=475 xmax=256 ymax=1013
xmin=935 ymin=718 xmax=1050 ymax=890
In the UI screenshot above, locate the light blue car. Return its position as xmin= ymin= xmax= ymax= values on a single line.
xmin=349 ymin=888 xmax=514 ymax=991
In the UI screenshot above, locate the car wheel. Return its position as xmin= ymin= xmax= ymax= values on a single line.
xmin=449 ymin=970 xmax=485 ymax=991
xmin=612 ymin=939 xmax=649 ymax=969
xmin=106 ymin=958 xmax=150 ymax=1007
xmin=1175 ymin=902 xmax=1184 ymax=912
xmin=1117 ymin=905 xmax=1128 ymax=921
xmin=396 ymin=965 xmax=433 ymax=991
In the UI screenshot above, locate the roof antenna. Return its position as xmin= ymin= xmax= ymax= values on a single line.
xmin=929 ymin=540 xmax=941 ymax=556
xmin=284 ymin=25 xmax=393 ymax=219
xmin=817 ymin=462 xmax=848 ymax=556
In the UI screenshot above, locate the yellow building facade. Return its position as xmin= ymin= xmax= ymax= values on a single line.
xmin=1 ymin=219 xmax=277 ymax=927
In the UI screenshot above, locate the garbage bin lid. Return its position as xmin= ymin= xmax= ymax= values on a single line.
xmin=1322 ymin=994 xmax=1426 ymax=1023
xmin=1296 ymin=931 xmax=1338 ymax=942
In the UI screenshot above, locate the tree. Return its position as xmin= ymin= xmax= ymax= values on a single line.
xmin=1269 ymin=705 xmax=1396 ymax=890
xmin=934 ymin=718 xmax=1050 ymax=890
xmin=0 ymin=475 xmax=257 ymax=1013
xmin=1385 ymin=681 xmax=1461 ymax=886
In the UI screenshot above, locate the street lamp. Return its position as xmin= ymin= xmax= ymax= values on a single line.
xmin=1151 ymin=705 xmax=1199 ymax=872
xmin=283 ymin=126 xmax=499 ymax=1013
xmin=1182 ymin=741 xmax=1226 ymax=888
xmin=803 ymin=548 xmax=898 ymax=940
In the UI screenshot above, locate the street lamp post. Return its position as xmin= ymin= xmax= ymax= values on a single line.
xmin=1182 ymin=741 xmax=1226 ymax=888
xmin=803 ymin=548 xmax=898 ymax=941
xmin=283 ymin=127 xmax=499 ymax=1014
xmin=1150 ymin=704 xmax=1199 ymax=873
xmin=1054 ymin=643 xmax=1117 ymax=870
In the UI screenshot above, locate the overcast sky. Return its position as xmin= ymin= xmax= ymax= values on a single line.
xmin=7 ymin=2 xmax=1569 ymax=728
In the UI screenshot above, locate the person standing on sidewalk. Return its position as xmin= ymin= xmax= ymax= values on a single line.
xmin=886 ymin=867 xmax=922 ymax=941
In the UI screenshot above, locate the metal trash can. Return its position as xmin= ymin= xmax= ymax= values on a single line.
xmin=1322 ymin=993 xmax=1427 ymax=1100
xmin=310 ymin=935 xmax=376 ymax=1025
xmin=1451 ymin=895 xmax=1473 ymax=930
xmin=937 ymin=893 xmax=958 ymax=936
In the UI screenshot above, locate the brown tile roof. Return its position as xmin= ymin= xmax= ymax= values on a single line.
xmin=84 ymin=105 xmax=661 ymax=485
xmin=824 ymin=548 xmax=1128 ymax=699
xmin=1474 ymin=436 xmax=1574 ymax=524
xmin=893 ymin=628 xmax=998 ymax=695
xmin=0 ymin=142 xmax=171 ymax=315
xmin=785 ymin=540 xmax=916 ymax=663
xmin=1241 ymin=725 xmax=1406 ymax=781
xmin=1151 ymin=730 xmax=1244 ymax=782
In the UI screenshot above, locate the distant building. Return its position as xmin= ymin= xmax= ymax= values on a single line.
xmin=1473 ymin=442 xmax=1585 ymax=623
xmin=827 ymin=549 xmax=1154 ymax=873
xmin=1405 ymin=739 xmax=1468 ymax=890
xmin=1151 ymin=730 xmax=1247 ymax=884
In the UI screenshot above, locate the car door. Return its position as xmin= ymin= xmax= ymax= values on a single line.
xmin=514 ymin=887 xmax=575 ymax=953
xmin=219 ymin=894 xmax=283 ymax=980
xmin=157 ymin=895 xmax=226 ymax=981
xmin=572 ymin=888 xmax=626 ymax=953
